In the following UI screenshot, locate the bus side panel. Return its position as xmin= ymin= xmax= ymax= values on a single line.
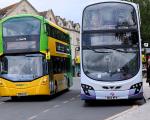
xmin=53 ymin=74 xmax=68 ymax=92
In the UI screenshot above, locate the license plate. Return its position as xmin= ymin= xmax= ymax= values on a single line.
xmin=17 ymin=93 xmax=27 ymax=96
xmin=106 ymin=96 xmax=118 ymax=100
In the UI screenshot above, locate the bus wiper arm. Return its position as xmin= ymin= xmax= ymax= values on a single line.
xmin=115 ymin=24 xmax=129 ymax=29
xmin=102 ymin=46 xmax=138 ymax=53
xmin=115 ymin=24 xmax=137 ymax=29
xmin=84 ymin=46 xmax=112 ymax=53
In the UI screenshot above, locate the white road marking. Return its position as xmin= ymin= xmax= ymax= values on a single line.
xmin=0 ymin=97 xmax=9 ymax=101
xmin=70 ymin=97 xmax=75 ymax=101
xmin=63 ymin=100 xmax=69 ymax=104
xmin=105 ymin=105 xmax=138 ymax=120
xmin=0 ymin=102 xmax=4 ymax=105
xmin=28 ymin=115 xmax=37 ymax=120
xmin=53 ymin=105 xmax=60 ymax=108
xmin=43 ymin=109 xmax=50 ymax=113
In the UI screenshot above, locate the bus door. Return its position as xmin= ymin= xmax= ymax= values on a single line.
xmin=48 ymin=60 xmax=55 ymax=94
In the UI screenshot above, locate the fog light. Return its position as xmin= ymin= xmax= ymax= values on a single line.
xmin=0 ymin=80 xmax=3 ymax=86
xmin=41 ymin=77 xmax=48 ymax=85
xmin=81 ymin=84 xmax=95 ymax=96
xmin=130 ymin=82 xmax=142 ymax=95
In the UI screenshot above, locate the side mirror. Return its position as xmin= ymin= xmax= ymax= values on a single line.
xmin=143 ymin=43 xmax=149 ymax=48
xmin=76 ymin=47 xmax=80 ymax=51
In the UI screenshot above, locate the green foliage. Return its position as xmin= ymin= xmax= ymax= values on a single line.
xmin=125 ymin=0 xmax=150 ymax=42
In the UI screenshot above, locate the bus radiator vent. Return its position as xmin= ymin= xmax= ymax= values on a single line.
xmin=102 ymin=86 xmax=122 ymax=90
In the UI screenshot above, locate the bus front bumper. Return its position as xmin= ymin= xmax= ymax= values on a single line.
xmin=0 ymin=86 xmax=50 ymax=97
xmin=81 ymin=90 xmax=143 ymax=100
xmin=0 ymin=76 xmax=50 ymax=97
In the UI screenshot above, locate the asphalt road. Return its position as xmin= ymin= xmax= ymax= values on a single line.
xmin=0 ymin=78 xmax=138 ymax=120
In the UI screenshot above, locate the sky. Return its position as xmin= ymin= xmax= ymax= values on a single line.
xmin=0 ymin=0 xmax=103 ymax=24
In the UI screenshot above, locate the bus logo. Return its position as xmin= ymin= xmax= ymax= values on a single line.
xmin=16 ymin=38 xmax=27 ymax=41
xmin=110 ymin=92 xmax=115 ymax=96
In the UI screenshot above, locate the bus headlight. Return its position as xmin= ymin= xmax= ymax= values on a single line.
xmin=0 ymin=80 xmax=3 ymax=86
xmin=130 ymin=82 xmax=142 ymax=95
xmin=81 ymin=84 xmax=95 ymax=96
xmin=41 ymin=77 xmax=48 ymax=85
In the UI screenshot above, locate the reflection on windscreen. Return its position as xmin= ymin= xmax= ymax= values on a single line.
xmin=0 ymin=54 xmax=43 ymax=81
xmin=3 ymin=17 xmax=40 ymax=37
xmin=83 ymin=49 xmax=139 ymax=81
xmin=83 ymin=32 xmax=138 ymax=46
xmin=83 ymin=3 xmax=137 ymax=30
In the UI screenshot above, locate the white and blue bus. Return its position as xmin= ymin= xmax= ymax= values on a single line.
xmin=81 ymin=0 xmax=143 ymax=101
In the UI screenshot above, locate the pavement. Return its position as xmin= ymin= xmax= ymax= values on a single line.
xmin=106 ymin=78 xmax=150 ymax=120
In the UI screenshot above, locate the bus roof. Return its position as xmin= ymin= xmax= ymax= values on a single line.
xmin=82 ymin=0 xmax=138 ymax=10
xmin=0 ymin=14 xmax=43 ymax=23
xmin=1 ymin=14 xmax=69 ymax=35
xmin=45 ymin=19 xmax=69 ymax=35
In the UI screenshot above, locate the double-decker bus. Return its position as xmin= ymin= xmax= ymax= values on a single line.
xmin=0 ymin=14 xmax=73 ymax=99
xmin=81 ymin=1 xmax=143 ymax=101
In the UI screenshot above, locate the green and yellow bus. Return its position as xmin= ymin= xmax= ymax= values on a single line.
xmin=0 ymin=14 xmax=73 ymax=99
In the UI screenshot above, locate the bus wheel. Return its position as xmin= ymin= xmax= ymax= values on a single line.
xmin=149 ymin=82 xmax=150 ymax=87
xmin=65 ymin=78 xmax=70 ymax=91
xmin=135 ymin=99 xmax=146 ymax=105
xmin=77 ymin=72 xmax=80 ymax=77
xmin=67 ymin=78 xmax=70 ymax=88
xmin=11 ymin=96 xmax=18 ymax=101
xmin=55 ymin=81 xmax=58 ymax=93
xmin=84 ymin=100 xmax=92 ymax=105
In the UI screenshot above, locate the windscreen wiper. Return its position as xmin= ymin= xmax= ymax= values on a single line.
xmin=115 ymin=24 xmax=137 ymax=30
xmin=84 ymin=46 xmax=112 ymax=53
xmin=25 ymin=55 xmax=42 ymax=57
xmin=102 ymin=46 xmax=138 ymax=53
xmin=84 ymin=46 xmax=138 ymax=53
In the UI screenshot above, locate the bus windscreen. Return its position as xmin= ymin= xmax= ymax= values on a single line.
xmin=0 ymin=54 xmax=44 ymax=81
xmin=3 ymin=17 xmax=40 ymax=37
xmin=83 ymin=3 xmax=137 ymax=31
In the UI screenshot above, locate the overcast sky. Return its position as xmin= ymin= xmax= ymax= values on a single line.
xmin=0 ymin=0 xmax=103 ymax=23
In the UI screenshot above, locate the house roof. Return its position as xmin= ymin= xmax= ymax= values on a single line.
xmin=0 ymin=0 xmax=39 ymax=18
xmin=39 ymin=11 xmax=47 ymax=17
xmin=39 ymin=9 xmax=57 ymax=24
xmin=0 ymin=3 xmax=19 ymax=18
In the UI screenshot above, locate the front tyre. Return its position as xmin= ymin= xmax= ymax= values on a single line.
xmin=84 ymin=100 xmax=93 ymax=105
xmin=11 ymin=96 xmax=18 ymax=101
xmin=148 ymin=82 xmax=150 ymax=87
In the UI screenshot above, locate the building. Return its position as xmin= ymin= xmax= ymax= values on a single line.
xmin=0 ymin=0 xmax=80 ymax=76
